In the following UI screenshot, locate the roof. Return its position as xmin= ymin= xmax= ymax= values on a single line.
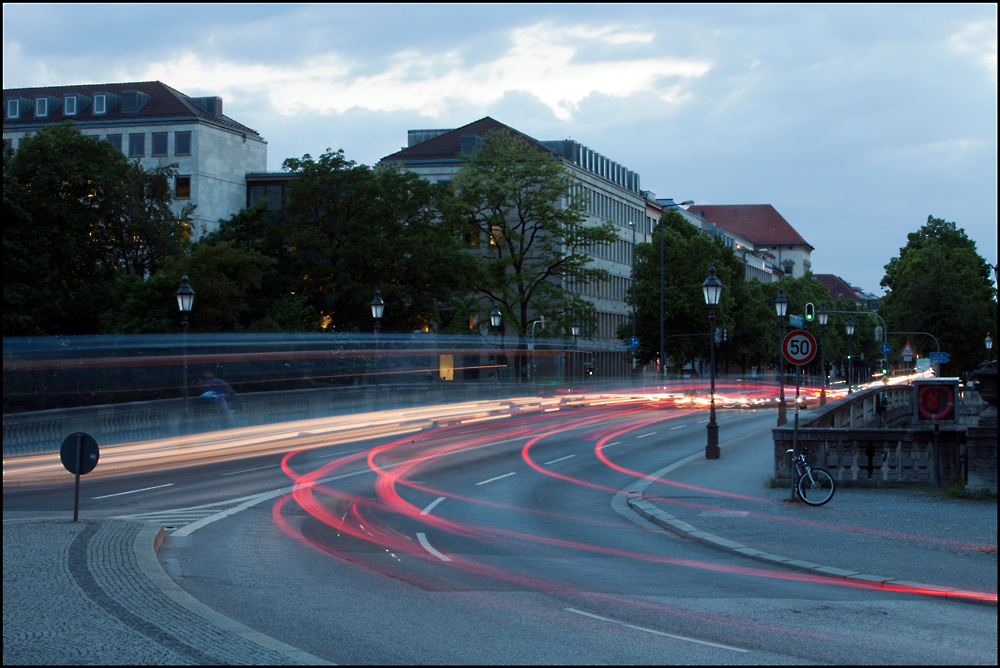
xmin=816 ymin=274 xmax=865 ymax=305
xmin=380 ymin=116 xmax=552 ymax=163
xmin=691 ymin=204 xmax=813 ymax=250
xmin=3 ymin=81 xmax=262 ymax=139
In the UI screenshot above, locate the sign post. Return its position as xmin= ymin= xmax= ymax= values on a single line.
xmin=781 ymin=330 xmax=818 ymax=499
xmin=60 ymin=432 xmax=100 ymax=522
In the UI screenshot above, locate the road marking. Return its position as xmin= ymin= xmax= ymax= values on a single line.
xmin=599 ymin=441 xmax=621 ymax=449
xmin=697 ymin=419 xmax=709 ymax=424
xmin=669 ymin=425 xmax=686 ymax=430
xmin=564 ymin=608 xmax=750 ymax=652
xmin=318 ymin=448 xmax=365 ymax=459
xmin=636 ymin=432 xmax=657 ymax=438
xmin=416 ymin=532 xmax=451 ymax=561
xmin=93 ymin=483 xmax=175 ymax=499
xmin=543 ymin=454 xmax=576 ymax=465
xmin=475 ymin=472 xmax=516 ymax=485
xmin=420 ymin=496 xmax=446 ymax=516
xmin=220 ymin=465 xmax=278 ymax=476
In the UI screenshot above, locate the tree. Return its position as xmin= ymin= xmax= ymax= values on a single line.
xmin=282 ymin=149 xmax=476 ymax=333
xmin=879 ymin=216 xmax=997 ymax=375
xmin=4 ymin=122 xmax=193 ymax=335
xmin=624 ymin=209 xmax=749 ymax=372
xmin=450 ymin=129 xmax=617 ymax=338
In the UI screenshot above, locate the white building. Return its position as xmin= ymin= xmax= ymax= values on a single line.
xmin=3 ymin=81 xmax=267 ymax=236
xmin=380 ymin=117 xmax=648 ymax=378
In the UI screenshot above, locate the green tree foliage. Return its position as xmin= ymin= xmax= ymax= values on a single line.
xmin=624 ymin=210 xmax=750 ymax=371
xmin=282 ymin=150 xmax=477 ymax=333
xmin=3 ymin=123 xmax=192 ymax=335
xmin=450 ymin=129 xmax=617 ymax=337
xmin=879 ymin=216 xmax=997 ymax=375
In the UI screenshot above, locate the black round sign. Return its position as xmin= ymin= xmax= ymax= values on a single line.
xmin=60 ymin=432 xmax=100 ymax=475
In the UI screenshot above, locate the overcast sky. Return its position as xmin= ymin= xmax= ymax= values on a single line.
xmin=4 ymin=3 xmax=996 ymax=296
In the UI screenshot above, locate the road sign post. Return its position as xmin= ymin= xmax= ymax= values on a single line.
xmin=60 ymin=432 xmax=100 ymax=522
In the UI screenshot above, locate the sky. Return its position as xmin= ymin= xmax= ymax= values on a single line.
xmin=3 ymin=3 xmax=997 ymax=296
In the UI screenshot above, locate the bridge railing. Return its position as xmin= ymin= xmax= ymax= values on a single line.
xmin=773 ymin=382 xmax=985 ymax=487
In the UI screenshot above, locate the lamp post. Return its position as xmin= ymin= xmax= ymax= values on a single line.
xmin=986 ymin=332 xmax=993 ymax=361
xmin=846 ymin=316 xmax=855 ymax=393
xmin=702 ymin=266 xmax=722 ymax=459
xmin=490 ymin=303 xmax=502 ymax=389
xmin=818 ymin=303 xmax=829 ymax=406
xmin=571 ymin=319 xmax=580 ymax=384
xmin=371 ymin=290 xmax=384 ymax=395
xmin=659 ymin=201 xmax=694 ymax=382
xmin=630 ymin=220 xmax=637 ymax=384
xmin=774 ymin=287 xmax=789 ymax=426
xmin=175 ymin=276 xmax=195 ymax=424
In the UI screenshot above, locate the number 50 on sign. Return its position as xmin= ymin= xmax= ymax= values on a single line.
xmin=782 ymin=329 xmax=818 ymax=365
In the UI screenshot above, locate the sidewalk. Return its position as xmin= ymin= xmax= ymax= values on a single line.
xmin=2 ymin=519 xmax=330 ymax=665
xmin=626 ymin=431 xmax=997 ymax=605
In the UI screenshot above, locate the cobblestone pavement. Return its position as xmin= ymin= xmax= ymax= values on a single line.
xmin=3 ymin=519 xmax=330 ymax=665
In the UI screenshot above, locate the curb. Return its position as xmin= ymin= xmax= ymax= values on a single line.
xmin=135 ymin=523 xmax=335 ymax=665
xmin=626 ymin=493 xmax=996 ymax=607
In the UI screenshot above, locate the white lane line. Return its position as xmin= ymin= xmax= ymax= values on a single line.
xmin=564 ymin=608 xmax=750 ymax=653
xmin=475 ymin=472 xmax=516 ymax=486
xmin=417 ymin=532 xmax=451 ymax=561
xmin=543 ymin=454 xmax=576 ymax=465
xmin=697 ymin=419 xmax=709 ymax=424
xmin=318 ymin=448 xmax=365 ymax=459
xmin=669 ymin=425 xmax=686 ymax=430
xmin=599 ymin=441 xmax=621 ymax=449
xmin=220 ymin=465 xmax=278 ymax=477
xmin=420 ymin=496 xmax=446 ymax=516
xmin=637 ymin=432 xmax=657 ymax=438
xmin=93 ymin=483 xmax=175 ymax=499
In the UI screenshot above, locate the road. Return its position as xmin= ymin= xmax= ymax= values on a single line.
xmin=4 ymin=400 xmax=995 ymax=664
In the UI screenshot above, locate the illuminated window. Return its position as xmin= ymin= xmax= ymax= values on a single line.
xmin=176 ymin=176 xmax=191 ymax=198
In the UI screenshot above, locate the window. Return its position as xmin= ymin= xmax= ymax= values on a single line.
xmin=94 ymin=94 xmax=107 ymax=114
xmin=35 ymin=98 xmax=48 ymax=117
xmin=6 ymin=99 xmax=18 ymax=118
xmin=106 ymin=134 xmax=122 ymax=151
xmin=152 ymin=133 xmax=168 ymax=156
xmin=64 ymin=95 xmax=77 ymax=116
xmin=175 ymin=176 xmax=191 ymax=198
xmin=175 ymin=131 xmax=191 ymax=155
xmin=128 ymin=133 xmax=145 ymax=157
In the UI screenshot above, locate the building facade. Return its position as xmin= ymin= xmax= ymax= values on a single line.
xmin=3 ymin=81 xmax=267 ymax=236
xmin=692 ymin=204 xmax=813 ymax=279
xmin=381 ymin=117 xmax=649 ymax=378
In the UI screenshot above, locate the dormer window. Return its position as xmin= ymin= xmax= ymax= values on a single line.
xmin=35 ymin=97 xmax=48 ymax=117
xmin=6 ymin=99 xmax=18 ymax=119
xmin=64 ymin=95 xmax=77 ymax=116
xmin=94 ymin=94 xmax=107 ymax=114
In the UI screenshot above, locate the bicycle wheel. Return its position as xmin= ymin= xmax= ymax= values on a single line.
xmin=797 ymin=468 xmax=835 ymax=506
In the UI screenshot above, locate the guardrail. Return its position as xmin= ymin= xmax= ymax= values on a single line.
xmin=773 ymin=382 xmax=987 ymax=487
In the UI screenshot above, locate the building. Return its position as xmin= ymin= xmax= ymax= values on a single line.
xmin=692 ymin=204 xmax=813 ymax=279
xmin=380 ymin=117 xmax=649 ymax=377
xmin=3 ymin=81 xmax=267 ymax=236
xmin=816 ymin=274 xmax=880 ymax=311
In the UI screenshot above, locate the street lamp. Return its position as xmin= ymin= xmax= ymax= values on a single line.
xmin=846 ymin=316 xmax=855 ymax=393
xmin=818 ymin=303 xmax=829 ymax=406
xmin=371 ymin=290 xmax=384 ymax=395
xmin=490 ymin=303 xmax=502 ymax=389
xmin=659 ymin=201 xmax=694 ymax=381
xmin=571 ymin=319 xmax=580 ymax=384
xmin=986 ymin=332 xmax=993 ymax=361
xmin=702 ymin=266 xmax=722 ymax=459
xmin=774 ymin=287 xmax=789 ymax=426
xmin=630 ymin=220 xmax=637 ymax=384
xmin=175 ymin=276 xmax=195 ymax=423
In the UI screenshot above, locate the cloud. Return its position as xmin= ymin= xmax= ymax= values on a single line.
xmin=950 ymin=20 xmax=998 ymax=79
xmin=138 ymin=21 xmax=710 ymax=122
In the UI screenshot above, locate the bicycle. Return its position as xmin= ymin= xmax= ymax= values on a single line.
xmin=787 ymin=447 xmax=836 ymax=506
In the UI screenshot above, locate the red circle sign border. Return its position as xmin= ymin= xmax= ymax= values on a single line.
xmin=782 ymin=329 xmax=818 ymax=365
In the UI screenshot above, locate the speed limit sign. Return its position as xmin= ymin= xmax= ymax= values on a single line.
xmin=782 ymin=329 xmax=818 ymax=365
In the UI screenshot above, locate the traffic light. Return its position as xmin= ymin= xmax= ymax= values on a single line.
xmin=583 ymin=362 xmax=594 ymax=377
xmin=805 ymin=303 xmax=815 ymax=321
